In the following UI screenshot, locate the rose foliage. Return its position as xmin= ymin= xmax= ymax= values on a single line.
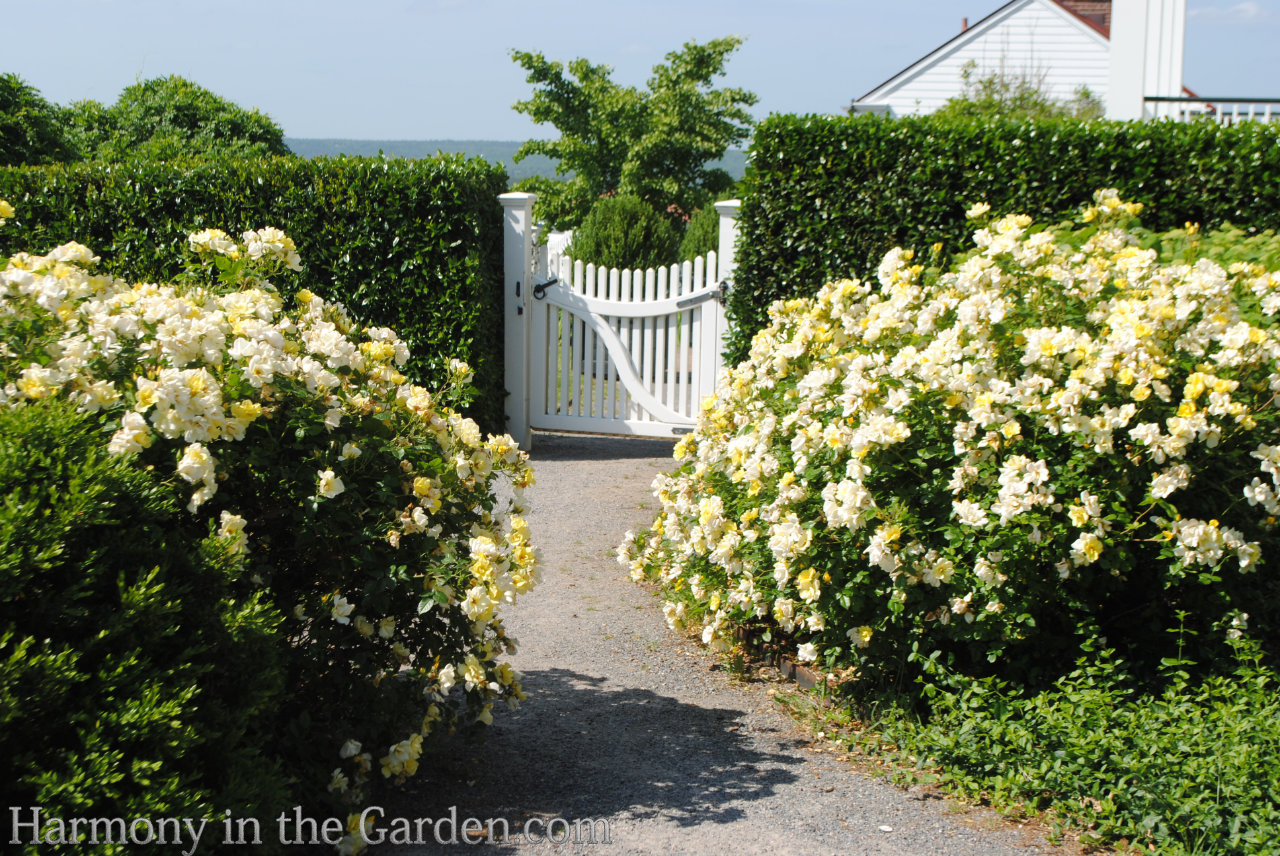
xmin=0 ymin=208 xmax=537 ymax=851
xmin=622 ymin=191 xmax=1280 ymax=689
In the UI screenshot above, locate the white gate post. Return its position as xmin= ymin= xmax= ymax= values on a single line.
xmin=500 ymin=192 xmax=536 ymax=450
xmin=712 ymin=198 xmax=741 ymax=382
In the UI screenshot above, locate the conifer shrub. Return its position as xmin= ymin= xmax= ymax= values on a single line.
xmin=567 ymin=195 xmax=680 ymax=270
xmin=680 ymin=205 xmax=720 ymax=262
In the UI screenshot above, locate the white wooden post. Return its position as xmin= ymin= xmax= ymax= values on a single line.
xmin=1107 ymin=0 xmax=1187 ymax=120
xmin=500 ymin=192 xmax=536 ymax=450
xmin=1148 ymin=0 xmax=1187 ymax=119
xmin=712 ymin=199 xmax=741 ymax=382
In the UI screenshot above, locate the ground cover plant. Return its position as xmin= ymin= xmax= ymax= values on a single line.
xmin=621 ymin=191 xmax=1280 ymax=851
xmin=862 ymin=639 xmax=1280 ymax=854
xmin=0 ymin=204 xmax=537 ymax=853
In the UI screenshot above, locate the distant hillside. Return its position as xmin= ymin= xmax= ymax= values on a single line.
xmin=285 ymin=139 xmax=748 ymax=185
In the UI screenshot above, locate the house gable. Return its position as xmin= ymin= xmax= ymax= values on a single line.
xmin=855 ymin=0 xmax=1111 ymax=117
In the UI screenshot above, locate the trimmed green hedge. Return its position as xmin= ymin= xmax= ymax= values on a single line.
xmin=729 ymin=114 xmax=1280 ymax=361
xmin=0 ymin=154 xmax=509 ymax=431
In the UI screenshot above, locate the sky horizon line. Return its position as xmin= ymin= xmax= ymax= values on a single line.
xmin=8 ymin=1 xmax=1276 ymax=141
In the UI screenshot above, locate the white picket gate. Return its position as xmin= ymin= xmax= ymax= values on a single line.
xmin=500 ymin=193 xmax=740 ymax=449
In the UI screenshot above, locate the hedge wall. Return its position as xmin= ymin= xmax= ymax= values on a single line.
xmin=0 ymin=155 xmax=510 ymax=431
xmin=729 ymin=114 xmax=1280 ymax=360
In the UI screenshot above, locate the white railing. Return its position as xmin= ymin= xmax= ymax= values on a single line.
xmin=1145 ymin=96 xmax=1280 ymax=125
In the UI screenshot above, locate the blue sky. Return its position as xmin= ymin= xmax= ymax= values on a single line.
xmin=7 ymin=0 xmax=1278 ymax=140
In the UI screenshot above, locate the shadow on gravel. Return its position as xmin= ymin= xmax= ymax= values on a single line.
xmin=382 ymin=668 xmax=805 ymax=852
xmin=529 ymin=431 xmax=677 ymax=462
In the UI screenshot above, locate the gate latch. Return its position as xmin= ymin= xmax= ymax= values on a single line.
xmin=532 ymin=277 xmax=559 ymax=300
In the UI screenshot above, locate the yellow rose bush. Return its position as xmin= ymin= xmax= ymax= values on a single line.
xmin=623 ymin=191 xmax=1280 ymax=687
xmin=0 ymin=208 xmax=537 ymax=835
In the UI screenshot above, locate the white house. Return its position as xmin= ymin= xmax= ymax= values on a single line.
xmin=853 ymin=0 xmax=1189 ymax=121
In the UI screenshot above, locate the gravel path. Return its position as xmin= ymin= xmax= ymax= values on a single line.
xmin=383 ymin=432 xmax=1060 ymax=855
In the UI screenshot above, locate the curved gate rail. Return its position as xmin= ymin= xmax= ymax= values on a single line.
xmin=501 ymin=193 xmax=740 ymax=449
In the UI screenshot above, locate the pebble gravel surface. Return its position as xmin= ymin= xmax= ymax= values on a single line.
xmin=384 ymin=432 xmax=1060 ymax=856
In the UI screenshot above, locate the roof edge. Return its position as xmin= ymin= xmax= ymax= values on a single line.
xmin=1053 ymin=0 xmax=1110 ymax=38
xmin=855 ymin=0 xmax=1110 ymax=105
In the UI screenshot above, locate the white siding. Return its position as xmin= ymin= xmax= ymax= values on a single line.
xmin=859 ymin=0 xmax=1110 ymax=117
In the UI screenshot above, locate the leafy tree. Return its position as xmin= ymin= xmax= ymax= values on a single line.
xmin=67 ymin=75 xmax=292 ymax=162
xmin=0 ymin=73 xmax=77 ymax=166
xmin=510 ymin=174 xmax=596 ymax=235
xmin=511 ymin=37 xmax=756 ymax=228
xmin=930 ymin=62 xmax=1104 ymax=122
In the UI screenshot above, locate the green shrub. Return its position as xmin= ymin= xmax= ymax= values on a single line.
xmin=729 ymin=114 xmax=1280 ymax=361
xmin=0 ymin=154 xmax=509 ymax=432
xmin=0 ymin=216 xmax=538 ymax=852
xmin=623 ymin=192 xmax=1280 ymax=692
xmin=568 ymin=195 xmax=680 ymax=269
xmin=679 ymin=205 xmax=719 ymax=262
xmin=0 ymin=73 xmax=76 ymax=166
xmin=73 ymin=75 xmax=292 ymax=163
xmin=931 ymin=62 xmax=1104 ymax=122
xmin=0 ymin=399 xmax=291 ymax=853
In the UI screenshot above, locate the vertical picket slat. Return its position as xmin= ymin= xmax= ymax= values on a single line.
xmin=689 ymin=255 xmax=705 ymax=419
xmin=628 ymin=268 xmax=642 ymax=421
xmin=576 ymin=260 xmax=587 ymax=416
xmin=670 ymin=261 xmax=682 ymax=417
xmin=578 ymin=263 xmax=590 ymax=418
xmin=556 ymin=264 xmax=571 ymax=414
xmin=558 ymin=293 xmax=571 ymax=415
xmin=560 ymin=253 xmax=576 ymax=414
xmin=609 ymin=263 xmax=624 ymax=417
xmin=660 ymin=265 xmax=675 ymax=414
xmin=680 ymin=258 xmax=691 ymax=414
xmin=628 ymin=269 xmax=641 ymax=421
xmin=591 ymin=265 xmax=606 ymax=421
xmin=701 ymin=250 xmax=722 ymax=399
xmin=642 ymin=267 xmax=657 ymax=423
xmin=654 ymin=266 xmax=669 ymax=414
xmin=620 ymin=268 xmax=633 ymax=420
xmin=572 ymin=257 xmax=587 ymax=417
